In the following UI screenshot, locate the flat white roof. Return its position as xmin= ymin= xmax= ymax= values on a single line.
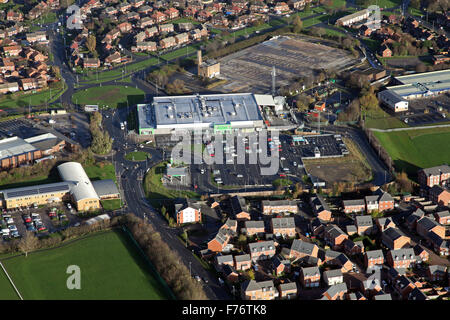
xmin=0 ymin=137 xmax=38 ymax=160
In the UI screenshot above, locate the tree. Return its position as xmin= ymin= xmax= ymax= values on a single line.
xmin=359 ymin=90 xmax=379 ymax=114
xmin=18 ymin=232 xmax=39 ymax=257
xmin=292 ymin=16 xmax=303 ymax=33
xmin=86 ymin=35 xmax=97 ymax=54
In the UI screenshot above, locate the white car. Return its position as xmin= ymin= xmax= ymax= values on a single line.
xmin=66 ymin=203 xmax=72 ymax=210
xmin=5 ymin=218 xmax=14 ymax=225
xmin=8 ymin=225 xmax=17 ymax=232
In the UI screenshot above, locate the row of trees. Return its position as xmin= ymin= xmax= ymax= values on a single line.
xmin=124 ymin=214 xmax=207 ymax=300
xmin=89 ymin=111 xmax=113 ymax=155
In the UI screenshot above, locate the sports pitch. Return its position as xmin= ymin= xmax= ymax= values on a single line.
xmin=373 ymin=127 xmax=450 ymax=178
xmin=1 ymin=230 xmax=171 ymax=300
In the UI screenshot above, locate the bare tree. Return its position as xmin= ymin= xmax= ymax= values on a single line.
xmin=18 ymin=232 xmax=39 ymax=257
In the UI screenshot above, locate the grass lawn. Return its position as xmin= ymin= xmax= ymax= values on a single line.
xmin=84 ymin=162 xmax=116 ymax=182
xmin=125 ymin=151 xmax=151 ymax=161
xmin=0 ymin=82 xmax=66 ymax=109
xmin=72 ymin=85 xmax=145 ymax=109
xmin=2 ymin=230 xmax=171 ymax=299
xmin=143 ymin=162 xmax=200 ymax=202
xmin=160 ymin=45 xmax=198 ymax=61
xmin=373 ymin=127 xmax=450 ymax=178
xmin=364 ymin=106 xmax=408 ymax=129
xmin=363 ymin=0 xmax=402 ymax=8
xmin=101 ymin=199 xmax=122 ymax=211
xmin=0 ymin=268 xmax=20 ymax=300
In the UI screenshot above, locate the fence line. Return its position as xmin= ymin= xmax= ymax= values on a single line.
xmin=369 ymin=123 xmax=450 ymax=132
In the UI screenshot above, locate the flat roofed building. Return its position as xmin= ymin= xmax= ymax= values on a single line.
xmin=0 ymin=136 xmax=40 ymax=168
xmin=336 ymin=9 xmax=369 ymax=26
xmin=388 ymin=69 xmax=450 ymax=99
xmin=137 ymin=93 xmax=264 ymax=135
xmin=377 ymin=90 xmax=409 ymax=112
xmin=91 ymin=179 xmax=120 ymax=200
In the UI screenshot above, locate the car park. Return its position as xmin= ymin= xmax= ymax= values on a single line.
xmin=23 ymin=214 xmax=32 ymax=223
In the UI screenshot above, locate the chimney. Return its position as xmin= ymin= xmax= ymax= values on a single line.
xmin=197 ymin=50 xmax=202 ymax=66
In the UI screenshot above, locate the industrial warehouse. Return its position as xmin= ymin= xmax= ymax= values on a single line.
xmin=0 ymin=162 xmax=120 ymax=211
xmin=379 ymin=69 xmax=450 ymax=112
xmin=137 ymin=93 xmax=265 ymax=135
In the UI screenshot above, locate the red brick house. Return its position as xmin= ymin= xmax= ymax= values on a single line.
xmin=434 ymin=210 xmax=450 ymax=225
xmin=321 ymin=283 xmax=347 ymax=300
xmin=418 ymin=165 xmax=450 ymax=188
xmin=342 ymin=199 xmax=365 ymax=213
xmin=277 ymin=282 xmax=297 ymax=300
xmin=379 ymin=44 xmax=392 ymax=57
xmin=413 ymin=244 xmax=429 ymax=263
xmin=164 ymin=7 xmax=179 ymax=19
xmin=310 ymin=195 xmax=332 ymax=221
xmin=393 ymin=275 xmax=415 ymax=300
xmin=248 ymin=240 xmax=275 ymax=262
xmin=152 ymin=11 xmax=167 ymax=23
xmin=234 ymin=254 xmax=251 ymax=271
xmin=377 ymin=190 xmax=394 ymax=212
xmin=386 ymin=248 xmax=416 ymax=269
xmin=429 ymin=185 xmax=450 ymax=206
xmin=208 ymin=228 xmax=234 ymax=252
xmin=83 ymin=58 xmax=100 ymax=68
xmin=416 ymin=216 xmax=445 ymax=239
xmin=244 ymin=220 xmax=265 ymax=236
xmin=427 ymin=265 xmax=447 ymax=282
xmin=230 ymin=196 xmax=251 ymax=221
xmin=118 ymin=22 xmax=132 ymax=33
xmin=289 ymin=239 xmax=319 ymax=260
xmin=364 ymin=250 xmax=384 ymax=270
xmin=324 ymin=225 xmax=348 ymax=249
xmin=300 ymin=266 xmax=320 ymax=288
xmin=174 ymin=199 xmax=201 ymax=225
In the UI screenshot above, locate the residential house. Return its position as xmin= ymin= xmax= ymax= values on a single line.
xmin=408 ymin=287 xmax=428 ymax=300
xmin=118 ymin=22 xmax=132 ymax=33
xmin=145 ymin=26 xmax=159 ymax=38
xmin=3 ymin=46 xmax=21 ymax=57
xmin=406 ymin=208 xmax=425 ymax=230
xmin=271 ymin=217 xmax=295 ymax=238
xmin=105 ymin=52 xmax=122 ymax=64
xmin=0 ymin=82 xmax=19 ymax=94
xmin=427 ymin=231 xmax=449 ymax=256
xmin=364 ymin=250 xmax=384 ymax=271
xmin=133 ymin=41 xmax=157 ymax=52
xmin=416 ymin=216 xmax=445 ymax=239
xmin=244 ymin=220 xmax=265 ymax=236
xmin=174 ymin=198 xmax=201 ymax=225
xmin=139 ymin=17 xmax=155 ymax=28
xmin=277 ymin=282 xmax=297 ymax=300
xmin=376 ymin=217 xmax=396 ymax=233
xmin=20 ymin=78 xmax=44 ymax=91
xmin=324 ymin=225 xmax=348 ymax=249
xmin=300 ymin=266 xmax=321 ymax=288
xmin=374 ymin=293 xmax=392 ymax=300
xmin=427 ymin=265 xmax=447 ymax=282
xmin=291 ymin=0 xmax=306 ymax=10
xmin=26 ymin=32 xmax=47 ymax=44
xmin=164 ymin=7 xmax=179 ymax=19
xmin=429 ymin=185 xmax=450 ymax=206
xmin=413 ymin=244 xmax=429 ymax=263
xmin=289 ymin=239 xmax=319 ymax=260
xmin=333 ymin=253 xmax=353 ymax=273
xmin=379 ymin=44 xmax=392 ymax=57
xmin=418 ymin=165 xmax=450 ymax=188
xmin=130 ymin=0 xmax=145 ymax=8
xmin=248 ymin=240 xmax=275 ymax=262
xmin=365 ymin=195 xmax=379 ymax=212
xmin=138 ymin=5 xmax=153 ymax=14
xmin=208 ymin=228 xmax=234 ymax=252
xmin=321 ymin=283 xmax=348 ymax=300
xmin=118 ymin=2 xmax=132 ymax=13
xmin=241 ymin=280 xmax=276 ymax=300
xmin=230 ymin=196 xmax=251 ymax=221
xmin=214 ymin=254 xmax=234 ymax=271
xmin=274 ymin=1 xmax=290 ymax=13
xmin=310 ymin=195 xmax=332 ymax=221
xmin=323 ymin=269 xmax=343 ymax=286
xmin=355 ymin=215 xmax=373 ymax=235
xmin=386 ymin=248 xmax=416 ymax=269
xmin=381 ymin=227 xmax=410 ymax=250
xmin=223 ymin=264 xmax=239 ymax=283
xmin=347 ymin=291 xmax=367 ymax=300
xmin=152 ymin=11 xmax=167 ymax=23
xmin=159 ymin=36 xmax=176 ymax=49
xmin=196 ymin=10 xmax=212 ymax=22
xmin=272 ymin=255 xmax=290 ymax=276
xmin=83 ymin=58 xmax=100 ymax=68
xmin=159 ymin=23 xmax=175 ymax=33
xmin=346 ymin=225 xmax=357 ymax=236
xmin=177 ymin=22 xmax=194 ymax=32
xmin=6 ymin=10 xmax=23 ymax=22
xmin=175 ymin=32 xmax=189 ymax=45
xmin=221 ymin=218 xmax=237 ymax=233
xmin=377 ymin=190 xmax=394 ymax=212
xmin=434 ymin=210 xmax=450 ymax=225
xmin=234 ymin=254 xmax=251 ymax=271
xmin=393 ymin=275 xmax=415 ymax=299
xmin=262 ymin=200 xmax=298 ymax=215
xmin=343 ymin=239 xmax=364 ymax=256
xmin=342 ymin=199 xmax=365 ymax=213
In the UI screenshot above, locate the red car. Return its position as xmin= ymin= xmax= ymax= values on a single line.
xmin=279 ymin=174 xmax=286 ymax=177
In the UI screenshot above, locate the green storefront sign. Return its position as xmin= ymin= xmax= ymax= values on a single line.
xmin=214 ymin=124 xmax=232 ymax=132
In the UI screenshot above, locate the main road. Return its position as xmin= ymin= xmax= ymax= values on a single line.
xmin=102 ymin=107 xmax=232 ymax=300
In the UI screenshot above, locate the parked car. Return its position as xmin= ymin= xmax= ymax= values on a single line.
xmin=25 ymin=222 xmax=36 ymax=232
xmin=8 ymin=225 xmax=17 ymax=232
xmin=11 ymin=230 xmax=20 ymax=238
xmin=23 ymin=215 xmax=32 ymax=223
xmin=5 ymin=217 xmax=14 ymax=225
xmin=66 ymin=203 xmax=72 ymax=210
xmin=31 ymin=213 xmax=40 ymax=222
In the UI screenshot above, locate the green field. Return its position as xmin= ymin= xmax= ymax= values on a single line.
xmin=2 ymin=230 xmax=171 ymax=299
xmin=0 ymin=82 xmax=66 ymax=109
xmin=144 ymin=162 xmax=200 ymax=204
xmin=0 ymin=267 xmax=19 ymax=300
xmin=84 ymin=163 xmax=116 ymax=182
xmin=100 ymin=199 xmax=122 ymax=211
xmin=72 ymin=85 xmax=145 ymax=109
xmin=373 ymin=127 xmax=450 ymax=177
xmin=125 ymin=151 xmax=151 ymax=161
